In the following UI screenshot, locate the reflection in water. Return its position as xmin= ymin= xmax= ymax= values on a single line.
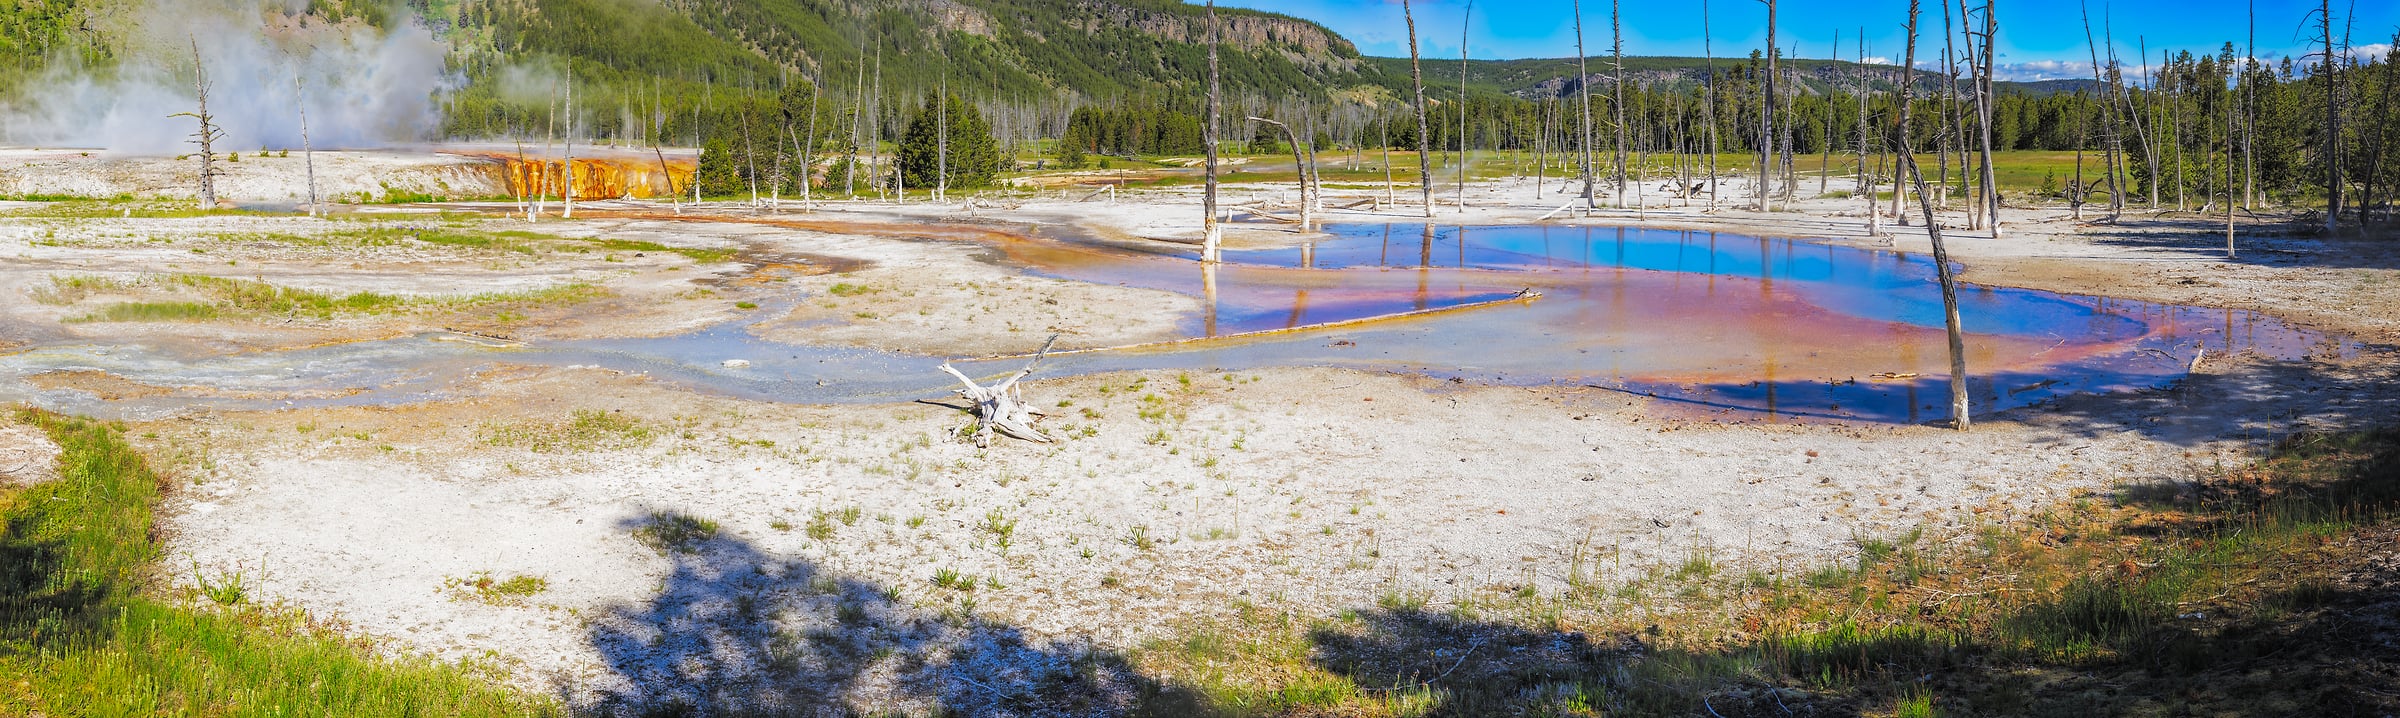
xmin=0 ymin=223 xmax=2349 ymax=425
xmin=1201 ymin=261 xmax=1219 ymax=338
xmin=995 ymin=223 xmax=2339 ymax=422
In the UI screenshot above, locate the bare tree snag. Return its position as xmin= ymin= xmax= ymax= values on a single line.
xmin=2316 ymin=0 xmax=2339 ymax=233
xmin=1859 ymin=31 xmax=1881 ymax=237
xmin=1404 ymin=0 xmax=1435 ymax=218
xmin=1460 ymin=0 xmax=1474 ymax=213
xmin=804 ymin=76 xmax=822 ymax=213
xmin=938 ymin=335 xmax=1059 ymax=447
xmin=2227 ymin=60 xmax=2239 ymax=258
xmin=294 ymin=71 xmax=317 ymax=218
xmin=563 ymin=78 xmax=576 ymax=219
xmin=1203 ymin=0 xmax=1224 ymax=263
xmin=1977 ymin=0 xmax=2002 ymax=236
xmin=850 ymin=31 xmax=871 ymax=197
xmin=1756 ymin=0 xmax=1779 ymax=212
xmin=1895 ymin=0 xmax=1973 ymax=431
xmin=1613 ymin=0 xmax=1629 ymax=211
xmin=1703 ymin=0 xmax=1720 ymax=209
xmin=1250 ymin=117 xmax=1313 ymax=230
xmin=2077 ymin=3 xmax=2120 ymax=223
xmin=1573 ymin=0 xmax=1597 ymax=209
xmin=2244 ymin=3 xmax=2257 ymax=208
xmin=174 ymin=38 xmax=223 ymax=210
xmin=938 ymin=49 xmax=951 ymax=204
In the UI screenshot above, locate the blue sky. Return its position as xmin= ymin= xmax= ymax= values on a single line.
xmin=1200 ymin=0 xmax=2399 ymax=81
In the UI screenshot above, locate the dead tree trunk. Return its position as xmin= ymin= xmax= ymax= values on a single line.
xmin=1304 ymin=108 xmax=1325 ymax=214
xmin=295 ymin=72 xmax=317 ymax=217
xmin=871 ymin=43 xmax=885 ymax=202
xmin=1405 ymin=0 xmax=1435 ymax=218
xmin=2133 ymin=37 xmax=2162 ymax=210
xmin=563 ymin=79 xmax=577 ymax=219
xmin=1756 ymin=0 xmax=1779 ymax=212
xmin=1572 ymin=0 xmax=1597 ymax=209
xmin=2227 ymin=63 xmax=2240 ymax=258
xmin=741 ymin=98 xmax=762 ymax=206
xmin=1612 ymin=0 xmax=1629 ymax=211
xmin=938 ymin=53 xmax=951 ymax=203
xmin=2078 ymin=6 xmax=2121 ymax=222
xmin=1825 ymin=29 xmax=1840 ymax=199
xmin=1459 ymin=1 xmax=1473 ymax=213
xmin=2244 ymin=8 xmax=2257 ymax=207
xmin=2318 ymin=0 xmax=2340 ymax=233
xmin=938 ymin=336 xmax=1058 ymax=447
xmin=1960 ymin=0 xmax=2002 ymax=236
xmin=803 ymin=79 xmax=822 ymax=213
xmin=1894 ymin=0 xmax=1972 ymax=431
xmin=849 ymin=32 xmax=871 ymax=197
xmin=1703 ymin=0 xmax=1720 ymax=208
xmin=1203 ymin=0 xmax=1224 ymax=263
xmin=1859 ymin=32 xmax=1881 ymax=236
xmin=176 ymin=39 xmax=222 ymax=210
xmin=1535 ymin=99 xmax=1548 ymax=198
xmin=1251 ymin=117 xmax=1314 ymax=230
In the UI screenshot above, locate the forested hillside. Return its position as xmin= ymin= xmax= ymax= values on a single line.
xmin=2 ymin=0 xmax=2393 ymax=221
xmin=437 ymin=0 xmax=1374 ymax=140
xmin=0 ymin=0 xmax=109 ymax=96
xmin=1365 ymin=55 xmax=2103 ymax=100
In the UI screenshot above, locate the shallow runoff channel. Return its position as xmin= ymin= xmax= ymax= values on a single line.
xmin=1 ymin=220 xmax=2345 ymax=424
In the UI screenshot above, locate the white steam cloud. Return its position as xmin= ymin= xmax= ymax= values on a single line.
xmin=0 ymin=1 xmax=453 ymax=153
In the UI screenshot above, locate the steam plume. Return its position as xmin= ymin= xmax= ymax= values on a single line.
xmin=0 ymin=0 xmax=453 ymax=153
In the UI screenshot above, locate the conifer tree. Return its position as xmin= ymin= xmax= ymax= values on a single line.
xmin=898 ymin=93 xmax=1000 ymax=189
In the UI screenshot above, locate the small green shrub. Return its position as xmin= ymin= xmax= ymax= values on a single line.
xmin=630 ymin=513 xmax=720 ymax=554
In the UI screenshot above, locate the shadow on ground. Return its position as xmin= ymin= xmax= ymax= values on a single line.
xmin=1668 ymin=350 xmax=2397 ymax=448
xmin=574 ymin=525 xmax=2400 ymax=717
xmin=2067 ymin=215 xmax=2400 ymax=271
xmin=1283 ymin=571 xmax=2400 ymax=717
xmin=1276 ymin=429 xmax=2400 ymax=717
xmin=574 ymin=384 xmax=2400 ymax=716
xmin=580 ymin=512 xmax=1154 ymax=717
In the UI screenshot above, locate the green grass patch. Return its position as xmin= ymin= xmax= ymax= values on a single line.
xmin=630 ymin=512 xmax=719 ymax=555
xmin=0 ymin=409 xmax=553 ymax=716
xmin=590 ymin=238 xmax=737 ymax=263
xmin=165 ymin=274 xmax=407 ymax=316
xmin=406 ymin=228 xmax=539 ymax=254
xmin=56 ymin=272 xmax=602 ymax=324
xmin=0 ymin=192 xmax=134 ymax=202
xmin=1 ymin=200 xmax=289 ymax=218
xmin=477 ymin=409 xmax=653 ymax=454
xmin=443 ymin=572 xmax=550 ymax=606
xmin=69 ymin=301 xmax=222 ymax=322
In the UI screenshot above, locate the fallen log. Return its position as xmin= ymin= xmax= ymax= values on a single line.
xmin=1226 ymin=205 xmax=1301 ymax=224
xmin=938 ymin=334 xmax=1058 ymax=447
xmin=1534 ymin=200 xmax=1582 ymax=222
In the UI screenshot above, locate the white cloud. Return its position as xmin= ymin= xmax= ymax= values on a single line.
xmin=1989 ymin=60 xmax=2092 ymax=82
xmin=1988 ymin=59 xmax=2158 ymax=83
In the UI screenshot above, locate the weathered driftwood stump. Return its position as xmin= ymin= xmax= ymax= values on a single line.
xmin=938 ymin=335 xmax=1057 ymax=447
